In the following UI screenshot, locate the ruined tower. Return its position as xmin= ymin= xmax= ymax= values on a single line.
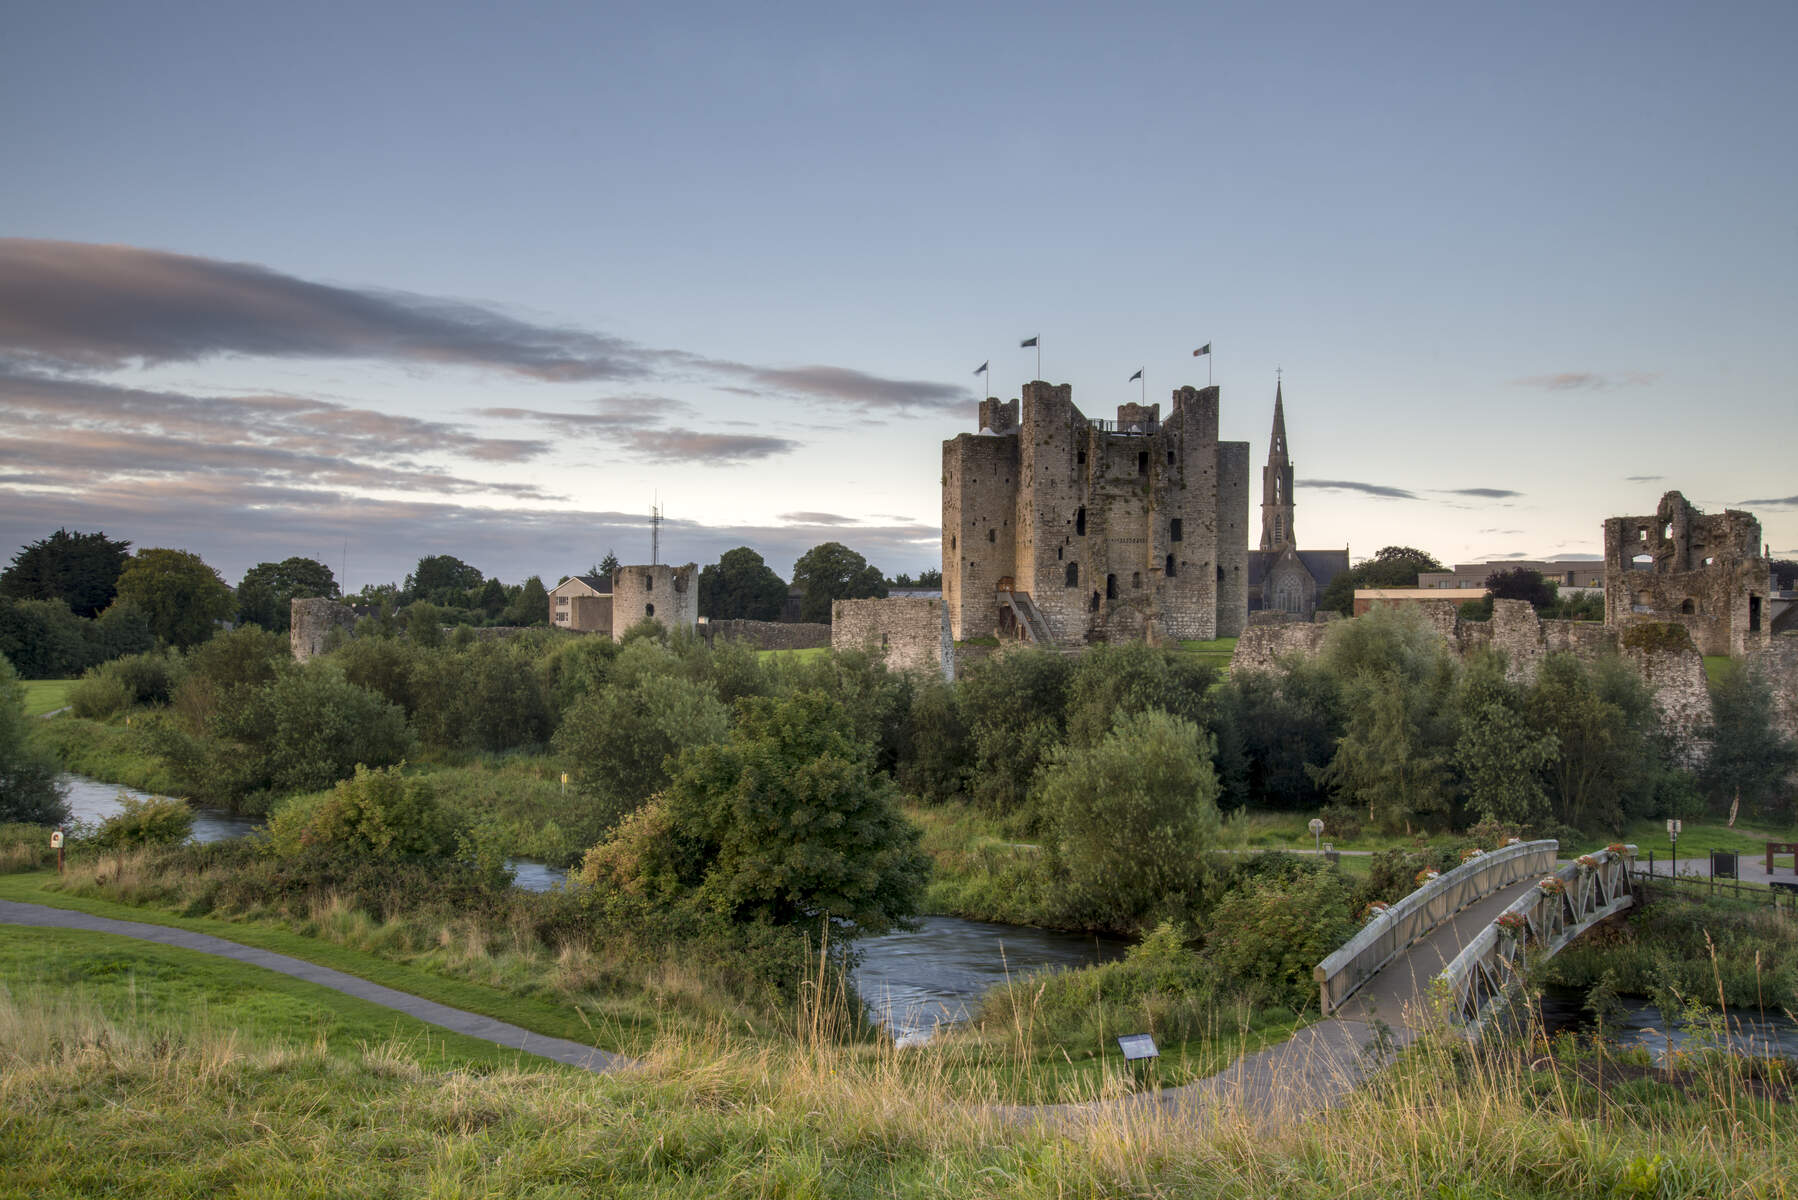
xmin=1603 ymin=491 xmax=1771 ymax=656
xmin=941 ymin=380 xmax=1249 ymax=646
xmin=1259 ymin=379 xmax=1294 ymax=552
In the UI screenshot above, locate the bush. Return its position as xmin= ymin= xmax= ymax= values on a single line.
xmin=67 ymin=671 xmax=134 ymax=720
xmin=69 ymin=649 xmax=185 ymax=718
xmin=1203 ymin=865 xmax=1357 ymax=1007
xmin=92 ymin=794 xmax=194 ymax=850
xmin=1036 ymin=709 xmax=1221 ymax=932
xmin=0 ymin=656 xmax=66 ymax=825
xmin=263 ymin=764 xmax=463 ymax=861
xmin=554 ymin=670 xmax=730 ymax=832
xmin=958 ymin=649 xmax=1073 ymax=818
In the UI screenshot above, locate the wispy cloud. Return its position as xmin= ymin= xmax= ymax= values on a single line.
xmin=1625 ymin=474 xmax=1664 ymax=483
xmin=1739 ymin=495 xmax=1798 ymax=509
xmin=706 ymin=363 xmax=967 ymax=414
xmin=1439 ymin=487 xmax=1523 ymax=500
xmin=1512 ymin=371 xmax=1657 ymax=391
xmin=1298 ymin=478 xmax=1418 ymax=500
xmin=620 ymin=430 xmax=800 ymax=464
xmin=778 ymin=511 xmax=858 ymax=525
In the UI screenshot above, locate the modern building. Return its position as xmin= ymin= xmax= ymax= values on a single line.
xmin=547 ymin=573 xmax=611 ymax=632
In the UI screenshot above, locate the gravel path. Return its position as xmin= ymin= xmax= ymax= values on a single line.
xmin=0 ymin=899 xmax=629 ymax=1074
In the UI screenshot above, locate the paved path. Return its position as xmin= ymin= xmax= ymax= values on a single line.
xmin=1003 ymin=877 xmax=1543 ymax=1129
xmin=0 ymin=900 xmax=629 ymax=1074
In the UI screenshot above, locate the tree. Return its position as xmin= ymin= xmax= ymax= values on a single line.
xmin=112 ymin=549 xmax=234 ymax=649
xmin=503 ymin=575 xmax=550 ymax=626
xmin=263 ymin=765 xmax=462 ymax=861
xmin=404 ymin=555 xmax=483 ymax=604
xmin=889 ymin=569 xmax=943 ymax=588
xmin=958 ymin=648 xmax=1074 ymax=817
xmin=554 ymin=665 xmax=730 ymax=830
xmin=1 ymin=529 xmax=131 ymax=618
xmin=1063 ymin=642 xmax=1217 ymax=750
xmin=1318 ymin=545 xmax=1446 ymax=615
xmin=1526 ymin=653 xmax=1659 ymax=832
xmin=1484 ymin=567 xmax=1557 ymax=610
xmin=598 ymin=551 xmax=621 ymax=578
xmin=0 ymin=655 xmax=67 ymax=824
xmin=791 ymin=542 xmax=887 ymax=623
xmin=0 ymin=597 xmax=92 ymax=678
xmin=477 ymin=577 xmax=508 ymax=619
xmin=1454 ymin=653 xmax=1558 ymax=828
xmin=1214 ymin=661 xmax=1343 ymax=810
xmin=698 ymin=546 xmax=788 ymax=620
xmin=1700 ymin=663 xmax=1798 ymax=823
xmin=583 ymin=690 xmax=928 ymax=941
xmin=237 ymin=557 xmax=338 ymax=632
xmin=1036 ymin=710 xmax=1221 ymax=930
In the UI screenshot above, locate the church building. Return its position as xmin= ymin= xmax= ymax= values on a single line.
xmin=1245 ymin=382 xmax=1349 ymax=619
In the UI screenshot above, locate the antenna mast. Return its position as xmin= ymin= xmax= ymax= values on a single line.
xmin=650 ymin=498 xmax=661 ymax=566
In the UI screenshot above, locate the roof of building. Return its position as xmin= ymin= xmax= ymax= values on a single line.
xmin=1247 ymin=547 xmax=1351 ymax=588
xmin=549 ymin=574 xmax=612 ymax=598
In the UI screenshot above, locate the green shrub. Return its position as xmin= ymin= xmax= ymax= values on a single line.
xmin=263 ymin=764 xmax=462 ymax=861
xmin=1203 ymin=865 xmax=1356 ymax=1006
xmin=0 ymin=656 xmax=66 ymax=825
xmin=92 ymin=793 xmax=194 ymax=849
xmin=67 ymin=671 xmax=134 ymax=720
xmin=68 ymin=649 xmax=184 ymax=717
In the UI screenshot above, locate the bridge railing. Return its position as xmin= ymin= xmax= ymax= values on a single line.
xmin=1313 ymin=839 xmax=1558 ymax=1015
xmin=1436 ymin=844 xmax=1637 ymax=1034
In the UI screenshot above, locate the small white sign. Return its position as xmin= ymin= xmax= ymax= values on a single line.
xmin=1117 ymin=1033 xmax=1159 ymax=1061
xmin=1667 ymin=819 xmax=1683 ymax=836
xmin=49 ymin=830 xmax=63 ymax=849
xmin=1308 ymin=818 xmax=1325 ymax=836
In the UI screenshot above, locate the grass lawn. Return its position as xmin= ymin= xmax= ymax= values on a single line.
xmin=20 ymin=679 xmax=74 ymax=716
xmin=755 ymin=646 xmax=828 ymax=662
xmin=1619 ymin=815 xmax=1798 ymax=860
xmin=1703 ymin=655 xmax=1735 ymax=686
xmin=0 ymin=870 xmax=641 ymax=1055
xmin=28 ymin=713 xmax=184 ymax=795
xmin=0 ymin=926 xmax=547 ymax=1072
xmin=1176 ymin=636 xmax=1237 ymax=674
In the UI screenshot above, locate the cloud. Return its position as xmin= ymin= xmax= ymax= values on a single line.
xmin=0 ymin=239 xmax=664 ymax=381
xmin=1625 ymin=474 xmax=1664 ymax=483
xmin=1478 ymin=528 xmax=1526 ymax=535
xmin=1297 ymin=478 xmax=1418 ymax=500
xmin=619 ymin=430 xmax=800 ymax=464
xmin=709 ymin=363 xmax=968 ymax=414
xmin=1739 ymin=495 xmax=1798 ymax=509
xmin=1511 ymin=371 xmax=1658 ymax=391
xmin=778 ymin=511 xmax=858 ymax=525
xmin=1439 ymin=487 xmax=1522 ymax=500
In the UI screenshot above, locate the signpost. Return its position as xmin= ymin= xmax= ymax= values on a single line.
xmin=1667 ymin=819 xmax=1682 ymax=872
xmin=1117 ymin=1033 xmax=1159 ymax=1089
xmin=1309 ymin=818 xmax=1325 ymax=853
xmin=50 ymin=828 xmax=63 ymax=874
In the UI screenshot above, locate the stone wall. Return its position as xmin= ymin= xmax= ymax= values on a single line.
xmin=609 ymin=563 xmax=698 ymax=639
xmin=1746 ymin=637 xmax=1798 ymax=747
xmin=1229 ymin=598 xmax=1731 ymax=757
xmin=290 ymin=597 xmax=358 ymax=662
xmin=1603 ymin=490 xmax=1771 ymax=656
xmin=701 ymin=619 xmax=831 ymax=651
xmin=832 ymin=597 xmax=953 ymax=681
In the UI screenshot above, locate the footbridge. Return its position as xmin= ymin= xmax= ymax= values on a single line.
xmin=1314 ymin=839 xmax=1639 ymax=1036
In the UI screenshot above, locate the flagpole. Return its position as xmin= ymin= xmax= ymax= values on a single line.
xmin=1037 ymin=338 xmax=1041 ymax=381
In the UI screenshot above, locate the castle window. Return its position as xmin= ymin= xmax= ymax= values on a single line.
xmin=1065 ymin=562 xmax=1079 ymax=587
xmin=951 ymin=535 xmax=957 ymax=551
xmin=1662 ymin=521 xmax=1673 ymax=540
xmin=1090 ymin=591 xmax=1100 ymax=611
xmin=1076 ymin=450 xmax=1086 ymax=465
xmin=1106 ymin=574 xmax=1118 ymax=599
xmin=1166 ymin=555 xmax=1176 ymax=577
xmin=1057 ymin=546 xmax=1063 ymax=560
xmin=1075 ymin=507 xmax=1086 ymax=535
xmin=1217 ymin=565 xmax=1224 ymax=582
xmin=1166 ymin=450 xmax=1175 ymax=466
xmin=1137 ymin=451 xmax=1148 ymax=475
xmin=673 ymin=575 xmax=687 ymax=593
xmin=1170 ymin=518 xmax=1182 ymax=542
xmin=645 ymin=603 xmax=655 ymax=617
xmin=988 ymin=528 xmax=996 ymax=544
xmin=1680 ymin=599 xmax=1695 ymax=614
xmin=1132 ymin=571 xmax=1141 ymax=589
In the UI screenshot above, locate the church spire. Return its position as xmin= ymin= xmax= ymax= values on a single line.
xmin=1259 ymin=377 xmax=1295 ymax=552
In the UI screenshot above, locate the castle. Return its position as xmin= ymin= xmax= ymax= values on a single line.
xmin=1603 ymin=491 xmax=1774 ymax=655
xmin=941 ymin=380 xmax=1250 ymax=646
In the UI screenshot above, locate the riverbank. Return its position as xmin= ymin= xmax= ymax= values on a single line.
xmin=4 ymin=917 xmax=1791 ymax=1198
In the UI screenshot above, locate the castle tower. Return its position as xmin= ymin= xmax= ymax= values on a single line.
xmin=1259 ymin=380 xmax=1295 ymax=551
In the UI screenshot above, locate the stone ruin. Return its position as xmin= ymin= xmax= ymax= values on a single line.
xmin=1603 ymin=490 xmax=1772 ymax=656
xmin=831 ymin=596 xmax=954 ymax=681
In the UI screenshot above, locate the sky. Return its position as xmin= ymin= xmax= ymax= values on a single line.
xmin=3 ymin=0 xmax=1794 ymax=593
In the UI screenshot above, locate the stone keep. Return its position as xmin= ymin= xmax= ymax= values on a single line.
xmin=942 ymin=381 xmax=1249 ymax=645
xmin=609 ymin=563 xmax=698 ymax=639
xmin=1603 ymin=490 xmax=1771 ymax=656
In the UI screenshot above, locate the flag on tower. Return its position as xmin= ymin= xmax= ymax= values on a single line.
xmin=1193 ymin=343 xmax=1211 ymax=357
xmin=1020 ymin=336 xmax=1038 ymax=348
xmin=1128 ymin=368 xmax=1143 ymax=382
xmin=974 ymin=361 xmax=988 ymax=375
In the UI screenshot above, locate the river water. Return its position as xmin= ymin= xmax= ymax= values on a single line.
xmin=1539 ymin=985 xmax=1798 ymax=1061
xmin=56 ymin=775 xmax=1121 ymax=1038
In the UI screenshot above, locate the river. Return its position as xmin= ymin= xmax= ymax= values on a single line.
xmin=1539 ymin=985 xmax=1798 ymax=1061
xmin=56 ymin=775 xmax=1123 ymax=1039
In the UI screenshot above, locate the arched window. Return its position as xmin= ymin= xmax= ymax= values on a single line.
xmin=1680 ymin=599 xmax=1695 ymax=614
xmin=1165 ymin=555 xmax=1176 ymax=577
xmin=645 ymin=603 xmax=655 ymax=617
xmin=1075 ymin=507 xmax=1086 ymax=535
xmin=1106 ymin=574 xmax=1118 ymax=599
xmin=1065 ymin=562 xmax=1079 ymax=587
xmin=1170 ymin=518 xmax=1182 ymax=542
